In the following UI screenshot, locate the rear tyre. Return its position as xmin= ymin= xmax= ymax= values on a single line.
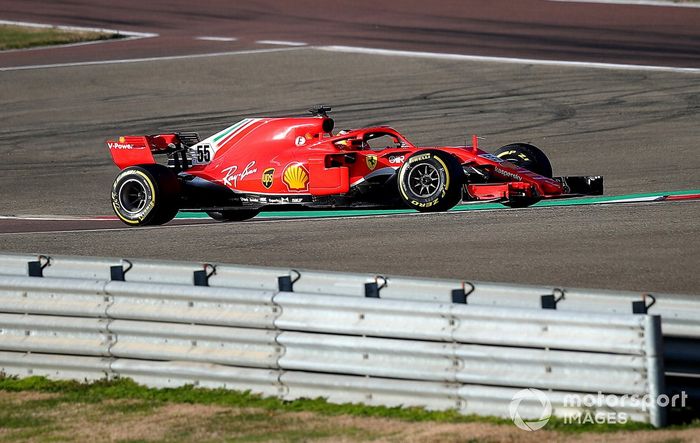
xmin=206 ymin=210 xmax=260 ymax=222
xmin=494 ymin=143 xmax=552 ymax=208
xmin=111 ymin=165 xmax=180 ymax=226
xmin=397 ymin=151 xmax=463 ymax=212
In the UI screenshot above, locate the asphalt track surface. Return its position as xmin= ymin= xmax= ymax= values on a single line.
xmin=0 ymin=2 xmax=698 ymax=294
xmin=1 ymin=0 xmax=700 ymax=68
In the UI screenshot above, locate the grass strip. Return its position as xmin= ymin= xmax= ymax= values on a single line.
xmin=0 ymin=24 xmax=122 ymax=51
xmin=0 ymin=375 xmax=664 ymax=434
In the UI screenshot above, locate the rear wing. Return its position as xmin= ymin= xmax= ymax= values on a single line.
xmin=106 ymin=133 xmax=199 ymax=169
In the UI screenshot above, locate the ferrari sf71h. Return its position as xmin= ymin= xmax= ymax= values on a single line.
xmin=107 ymin=107 xmax=602 ymax=226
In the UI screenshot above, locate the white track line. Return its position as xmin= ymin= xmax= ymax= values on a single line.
xmin=4 ymin=37 xmax=697 ymax=73
xmin=0 ymin=19 xmax=158 ymax=38
xmin=315 ymin=45 xmax=700 ymax=74
xmin=5 ymin=199 xmax=695 ymax=236
xmin=0 ymin=46 xmax=308 ymax=71
xmin=256 ymin=40 xmax=308 ymax=46
xmin=0 ymin=223 xmax=214 ymax=236
xmin=0 ymin=210 xmax=455 ymax=235
xmin=550 ymin=0 xmax=700 ymax=7
xmin=195 ymin=36 xmax=238 ymax=42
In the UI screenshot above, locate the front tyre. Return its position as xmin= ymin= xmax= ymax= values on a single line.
xmin=111 ymin=165 xmax=180 ymax=226
xmin=494 ymin=143 xmax=553 ymax=178
xmin=494 ymin=143 xmax=552 ymax=208
xmin=206 ymin=210 xmax=260 ymax=222
xmin=398 ymin=151 xmax=463 ymax=212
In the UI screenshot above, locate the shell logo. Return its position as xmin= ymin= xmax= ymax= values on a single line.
xmin=282 ymin=163 xmax=309 ymax=191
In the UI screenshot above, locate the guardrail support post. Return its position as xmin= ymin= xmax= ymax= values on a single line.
xmin=541 ymin=288 xmax=565 ymax=309
xmin=278 ymin=270 xmax=301 ymax=292
xmin=451 ymin=282 xmax=474 ymax=304
xmin=27 ymin=255 xmax=50 ymax=277
xmin=645 ymin=314 xmax=667 ymax=427
xmin=365 ymin=282 xmax=380 ymax=298
xmin=27 ymin=261 xmax=43 ymax=277
xmin=365 ymin=276 xmax=387 ymax=298
xmin=451 ymin=289 xmax=466 ymax=304
xmin=110 ymin=260 xmax=133 ymax=282
xmin=279 ymin=276 xmax=293 ymax=292
xmin=633 ymin=294 xmax=656 ymax=314
xmin=541 ymin=295 xmax=556 ymax=309
xmin=194 ymin=264 xmax=216 ymax=287
xmin=632 ymin=301 xmax=647 ymax=314
xmin=110 ymin=266 xmax=125 ymax=281
xmin=193 ymin=271 xmax=208 ymax=286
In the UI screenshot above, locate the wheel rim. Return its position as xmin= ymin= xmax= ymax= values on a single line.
xmin=118 ymin=178 xmax=148 ymax=214
xmin=407 ymin=162 xmax=441 ymax=198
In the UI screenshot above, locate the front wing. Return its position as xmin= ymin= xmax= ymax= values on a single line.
xmin=553 ymin=175 xmax=604 ymax=196
xmin=466 ymin=176 xmax=603 ymax=201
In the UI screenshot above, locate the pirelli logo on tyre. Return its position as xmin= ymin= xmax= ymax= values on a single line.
xmin=262 ymin=167 xmax=274 ymax=189
xmin=408 ymin=153 xmax=432 ymax=164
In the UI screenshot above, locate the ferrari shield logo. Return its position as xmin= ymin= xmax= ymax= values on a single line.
xmin=366 ymin=154 xmax=378 ymax=171
xmin=262 ymin=168 xmax=274 ymax=189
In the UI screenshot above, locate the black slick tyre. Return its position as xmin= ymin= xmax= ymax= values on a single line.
xmin=111 ymin=164 xmax=180 ymax=226
xmin=494 ymin=143 xmax=552 ymax=208
xmin=494 ymin=143 xmax=553 ymax=178
xmin=397 ymin=150 xmax=463 ymax=212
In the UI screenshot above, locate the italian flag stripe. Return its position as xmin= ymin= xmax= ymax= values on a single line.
xmin=218 ymin=118 xmax=261 ymax=147
xmin=212 ymin=119 xmax=251 ymax=143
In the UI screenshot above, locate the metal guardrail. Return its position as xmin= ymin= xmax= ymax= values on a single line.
xmin=0 ymin=252 xmax=696 ymax=426
xmin=0 ymin=273 xmax=664 ymax=427
xmin=0 ymin=253 xmax=697 ymax=334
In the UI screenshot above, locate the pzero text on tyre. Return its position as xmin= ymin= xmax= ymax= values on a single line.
xmin=111 ymin=164 xmax=180 ymax=226
xmin=397 ymin=150 xmax=463 ymax=212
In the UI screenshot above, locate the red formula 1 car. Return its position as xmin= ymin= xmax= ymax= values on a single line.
xmin=107 ymin=106 xmax=602 ymax=226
